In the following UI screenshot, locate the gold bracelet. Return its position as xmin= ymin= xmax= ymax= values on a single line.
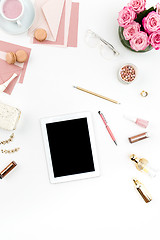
xmin=1 ymin=147 xmax=20 ymax=154
xmin=0 ymin=133 xmax=14 ymax=145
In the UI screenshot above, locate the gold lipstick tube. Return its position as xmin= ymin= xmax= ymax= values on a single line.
xmin=129 ymin=132 xmax=149 ymax=143
xmin=0 ymin=161 xmax=17 ymax=179
xmin=133 ymin=179 xmax=152 ymax=203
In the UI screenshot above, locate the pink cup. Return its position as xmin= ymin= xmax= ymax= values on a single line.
xmin=0 ymin=0 xmax=24 ymax=26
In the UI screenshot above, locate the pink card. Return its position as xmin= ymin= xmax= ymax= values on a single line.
xmin=0 ymin=41 xmax=31 ymax=94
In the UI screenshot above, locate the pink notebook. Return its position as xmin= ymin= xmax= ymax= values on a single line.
xmin=0 ymin=41 xmax=31 ymax=95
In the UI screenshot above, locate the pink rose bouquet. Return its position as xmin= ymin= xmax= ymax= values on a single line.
xmin=142 ymin=11 xmax=160 ymax=34
xmin=118 ymin=0 xmax=160 ymax=51
xmin=118 ymin=6 xmax=136 ymax=27
xmin=129 ymin=0 xmax=146 ymax=14
xmin=148 ymin=30 xmax=160 ymax=49
xmin=123 ymin=21 xmax=141 ymax=40
xmin=130 ymin=31 xmax=149 ymax=51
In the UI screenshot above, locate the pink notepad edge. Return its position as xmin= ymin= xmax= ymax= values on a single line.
xmin=67 ymin=2 xmax=79 ymax=47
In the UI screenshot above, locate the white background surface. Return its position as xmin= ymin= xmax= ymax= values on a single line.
xmin=0 ymin=0 xmax=160 ymax=239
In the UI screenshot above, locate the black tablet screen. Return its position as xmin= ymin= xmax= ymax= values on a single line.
xmin=46 ymin=118 xmax=95 ymax=178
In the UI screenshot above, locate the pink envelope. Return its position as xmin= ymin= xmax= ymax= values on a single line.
xmin=28 ymin=0 xmax=58 ymax=42
xmin=33 ymin=1 xmax=66 ymax=46
xmin=0 ymin=41 xmax=31 ymax=94
xmin=33 ymin=2 xmax=79 ymax=48
xmin=42 ymin=0 xmax=65 ymax=41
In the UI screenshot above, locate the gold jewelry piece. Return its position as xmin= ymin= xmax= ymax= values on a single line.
xmin=1 ymin=147 xmax=20 ymax=154
xmin=0 ymin=133 xmax=14 ymax=145
xmin=140 ymin=90 xmax=148 ymax=97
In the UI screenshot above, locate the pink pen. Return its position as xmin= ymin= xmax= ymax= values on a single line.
xmin=98 ymin=111 xmax=117 ymax=145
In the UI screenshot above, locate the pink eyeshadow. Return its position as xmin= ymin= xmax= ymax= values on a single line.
xmin=3 ymin=0 xmax=22 ymax=19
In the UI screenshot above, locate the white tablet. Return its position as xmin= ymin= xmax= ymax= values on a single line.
xmin=40 ymin=112 xmax=100 ymax=183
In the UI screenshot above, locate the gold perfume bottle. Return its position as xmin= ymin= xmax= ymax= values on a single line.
xmin=130 ymin=154 xmax=156 ymax=177
xmin=133 ymin=179 xmax=152 ymax=203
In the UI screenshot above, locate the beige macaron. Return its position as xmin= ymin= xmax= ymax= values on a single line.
xmin=6 ymin=52 xmax=17 ymax=64
xmin=34 ymin=28 xmax=47 ymax=42
xmin=16 ymin=50 xmax=28 ymax=63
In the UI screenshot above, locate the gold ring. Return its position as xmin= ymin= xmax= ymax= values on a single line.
xmin=140 ymin=90 xmax=148 ymax=97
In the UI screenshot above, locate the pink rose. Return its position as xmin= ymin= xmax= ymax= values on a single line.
xmin=118 ymin=6 xmax=136 ymax=28
xmin=156 ymin=3 xmax=160 ymax=15
xmin=148 ymin=30 xmax=160 ymax=49
xmin=142 ymin=11 xmax=160 ymax=34
xmin=123 ymin=21 xmax=141 ymax=40
xmin=129 ymin=0 xmax=146 ymax=14
xmin=130 ymin=31 xmax=149 ymax=51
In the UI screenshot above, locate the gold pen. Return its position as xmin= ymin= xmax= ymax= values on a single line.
xmin=133 ymin=178 xmax=152 ymax=203
xmin=73 ymin=86 xmax=120 ymax=104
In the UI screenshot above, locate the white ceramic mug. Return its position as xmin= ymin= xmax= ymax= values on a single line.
xmin=0 ymin=0 xmax=24 ymax=26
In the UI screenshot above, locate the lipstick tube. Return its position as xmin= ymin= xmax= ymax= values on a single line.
xmin=128 ymin=132 xmax=149 ymax=143
xmin=0 ymin=161 xmax=17 ymax=179
xmin=133 ymin=179 xmax=152 ymax=203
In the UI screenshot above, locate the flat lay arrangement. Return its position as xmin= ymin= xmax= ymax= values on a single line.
xmin=0 ymin=0 xmax=160 ymax=239
xmin=0 ymin=0 xmax=159 ymax=192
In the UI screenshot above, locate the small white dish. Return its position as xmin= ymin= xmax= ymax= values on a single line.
xmin=118 ymin=63 xmax=138 ymax=84
xmin=0 ymin=0 xmax=35 ymax=35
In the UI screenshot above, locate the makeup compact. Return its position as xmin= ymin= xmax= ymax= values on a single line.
xmin=118 ymin=63 xmax=137 ymax=84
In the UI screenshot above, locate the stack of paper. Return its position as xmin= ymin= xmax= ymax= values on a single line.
xmin=0 ymin=41 xmax=31 ymax=95
xmin=28 ymin=0 xmax=79 ymax=47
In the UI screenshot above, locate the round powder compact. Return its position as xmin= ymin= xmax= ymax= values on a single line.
xmin=118 ymin=64 xmax=137 ymax=84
